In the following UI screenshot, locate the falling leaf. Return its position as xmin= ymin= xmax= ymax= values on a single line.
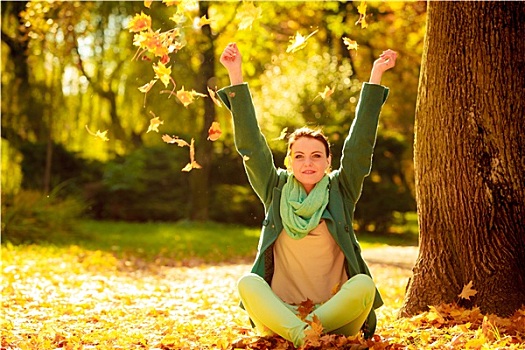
xmin=127 ymin=12 xmax=152 ymax=33
xmin=458 ymin=281 xmax=478 ymax=300
xmin=355 ymin=1 xmax=368 ymax=29
xmin=207 ymin=122 xmax=222 ymax=141
xmin=138 ymin=79 xmax=157 ymax=93
xmin=236 ymin=2 xmax=262 ymax=30
xmin=317 ymin=86 xmax=335 ymax=100
xmin=343 ymin=37 xmax=359 ymax=51
xmin=144 ymin=1 xmax=153 ymax=8
xmin=176 ymin=86 xmax=207 ymax=107
xmin=147 ymin=113 xmax=164 ymax=133
xmin=162 ymin=134 xmax=189 ymax=147
xmin=197 ymin=15 xmax=212 ymax=28
xmin=297 ymin=299 xmax=315 ymax=320
xmin=207 ymin=87 xmax=222 ymax=107
xmin=286 ymin=29 xmax=318 ymax=53
xmin=182 ymin=138 xmax=202 ymax=172
xmin=169 ymin=12 xmax=187 ymax=25
xmin=273 ymin=127 xmax=288 ymax=141
xmin=85 ymin=125 xmax=109 ymax=142
xmin=153 ymin=62 xmax=172 ymax=88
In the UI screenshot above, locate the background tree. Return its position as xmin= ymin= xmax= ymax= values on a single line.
xmin=401 ymin=1 xmax=525 ymax=317
xmin=2 ymin=1 xmax=425 ymax=231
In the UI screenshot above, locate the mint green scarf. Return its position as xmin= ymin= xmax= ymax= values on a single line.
xmin=280 ymin=175 xmax=330 ymax=239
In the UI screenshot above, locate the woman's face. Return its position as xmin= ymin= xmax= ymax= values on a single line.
xmin=289 ymin=137 xmax=331 ymax=194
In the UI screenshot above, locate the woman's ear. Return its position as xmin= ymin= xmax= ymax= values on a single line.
xmin=284 ymin=155 xmax=291 ymax=170
xmin=326 ymin=155 xmax=332 ymax=173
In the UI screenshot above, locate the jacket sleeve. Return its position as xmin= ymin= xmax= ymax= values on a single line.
xmin=339 ymin=83 xmax=389 ymax=204
xmin=217 ymin=83 xmax=279 ymax=210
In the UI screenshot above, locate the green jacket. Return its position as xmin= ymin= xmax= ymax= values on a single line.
xmin=218 ymin=82 xmax=389 ymax=338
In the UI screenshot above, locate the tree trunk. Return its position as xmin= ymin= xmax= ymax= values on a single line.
xmin=188 ymin=1 xmax=216 ymax=221
xmin=401 ymin=2 xmax=525 ymax=317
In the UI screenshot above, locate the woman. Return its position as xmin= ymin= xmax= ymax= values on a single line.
xmin=218 ymin=43 xmax=397 ymax=348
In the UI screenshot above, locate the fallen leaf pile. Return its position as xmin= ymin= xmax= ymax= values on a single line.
xmin=2 ymin=245 xmax=524 ymax=349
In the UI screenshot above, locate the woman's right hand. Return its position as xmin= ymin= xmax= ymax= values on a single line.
xmin=220 ymin=43 xmax=244 ymax=85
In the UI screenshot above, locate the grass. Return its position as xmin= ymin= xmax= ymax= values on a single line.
xmin=60 ymin=213 xmax=419 ymax=265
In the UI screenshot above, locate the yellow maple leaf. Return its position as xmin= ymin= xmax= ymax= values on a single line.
xmin=147 ymin=115 xmax=164 ymax=133
xmin=458 ymin=281 xmax=478 ymax=300
xmin=207 ymin=121 xmax=222 ymax=141
xmin=85 ymin=125 xmax=109 ymax=142
xmin=355 ymin=1 xmax=368 ymax=29
xmin=176 ymin=86 xmax=207 ymax=107
xmin=286 ymin=29 xmax=319 ymax=53
xmin=236 ymin=2 xmax=262 ymax=30
xmin=343 ymin=37 xmax=359 ymax=51
xmin=162 ymin=134 xmax=189 ymax=147
xmin=144 ymin=1 xmax=153 ymax=8
xmin=197 ymin=15 xmax=212 ymax=28
xmin=127 ymin=12 xmax=152 ymax=33
xmin=303 ymin=314 xmax=323 ymax=347
xmin=169 ymin=12 xmax=187 ymax=25
xmin=153 ymin=62 xmax=172 ymax=88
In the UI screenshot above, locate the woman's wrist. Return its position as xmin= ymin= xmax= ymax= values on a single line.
xmin=369 ymin=68 xmax=383 ymax=85
xmin=228 ymin=69 xmax=244 ymax=85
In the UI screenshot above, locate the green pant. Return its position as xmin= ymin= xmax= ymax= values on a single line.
xmin=237 ymin=273 xmax=376 ymax=348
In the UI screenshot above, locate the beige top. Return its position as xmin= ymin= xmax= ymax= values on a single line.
xmin=271 ymin=220 xmax=348 ymax=305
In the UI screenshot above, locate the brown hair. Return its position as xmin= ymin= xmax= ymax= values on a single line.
xmin=286 ymin=127 xmax=331 ymax=157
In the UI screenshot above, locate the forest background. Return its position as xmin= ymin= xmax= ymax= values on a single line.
xmin=1 ymin=0 xmax=425 ymax=242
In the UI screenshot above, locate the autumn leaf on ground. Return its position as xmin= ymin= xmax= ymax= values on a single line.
xmin=303 ymin=314 xmax=323 ymax=347
xmin=207 ymin=87 xmax=222 ymax=107
xmin=286 ymin=29 xmax=318 ymax=53
xmin=355 ymin=1 xmax=368 ymax=29
xmin=272 ymin=127 xmax=288 ymax=141
xmin=207 ymin=121 xmax=222 ymax=141
xmin=127 ymin=11 xmax=152 ymax=33
xmin=176 ymin=86 xmax=207 ymax=107
xmin=343 ymin=37 xmax=359 ymax=51
xmin=85 ymin=125 xmax=109 ymax=142
xmin=182 ymin=138 xmax=202 ymax=172
xmin=147 ymin=113 xmax=164 ymax=133
xmin=297 ymin=299 xmax=315 ymax=320
xmin=162 ymin=134 xmax=189 ymax=147
xmin=196 ymin=15 xmax=212 ymax=28
xmin=236 ymin=2 xmax=262 ymax=30
xmin=459 ymin=281 xmax=478 ymax=300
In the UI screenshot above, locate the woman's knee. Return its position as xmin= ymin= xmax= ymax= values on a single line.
xmin=237 ymin=273 xmax=266 ymax=294
xmin=342 ymin=274 xmax=376 ymax=297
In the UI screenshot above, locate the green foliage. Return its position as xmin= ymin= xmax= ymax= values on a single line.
xmin=19 ymin=142 xmax=103 ymax=195
xmin=1 ymin=188 xmax=86 ymax=244
xmin=88 ymin=146 xmax=191 ymax=221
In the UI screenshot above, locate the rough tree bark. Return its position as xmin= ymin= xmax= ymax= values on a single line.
xmin=401 ymin=2 xmax=525 ymax=317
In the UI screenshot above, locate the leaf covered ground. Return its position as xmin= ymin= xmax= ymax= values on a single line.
xmin=2 ymin=244 xmax=524 ymax=349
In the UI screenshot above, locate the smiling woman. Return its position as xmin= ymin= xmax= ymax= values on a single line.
xmin=217 ymin=42 xmax=397 ymax=347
